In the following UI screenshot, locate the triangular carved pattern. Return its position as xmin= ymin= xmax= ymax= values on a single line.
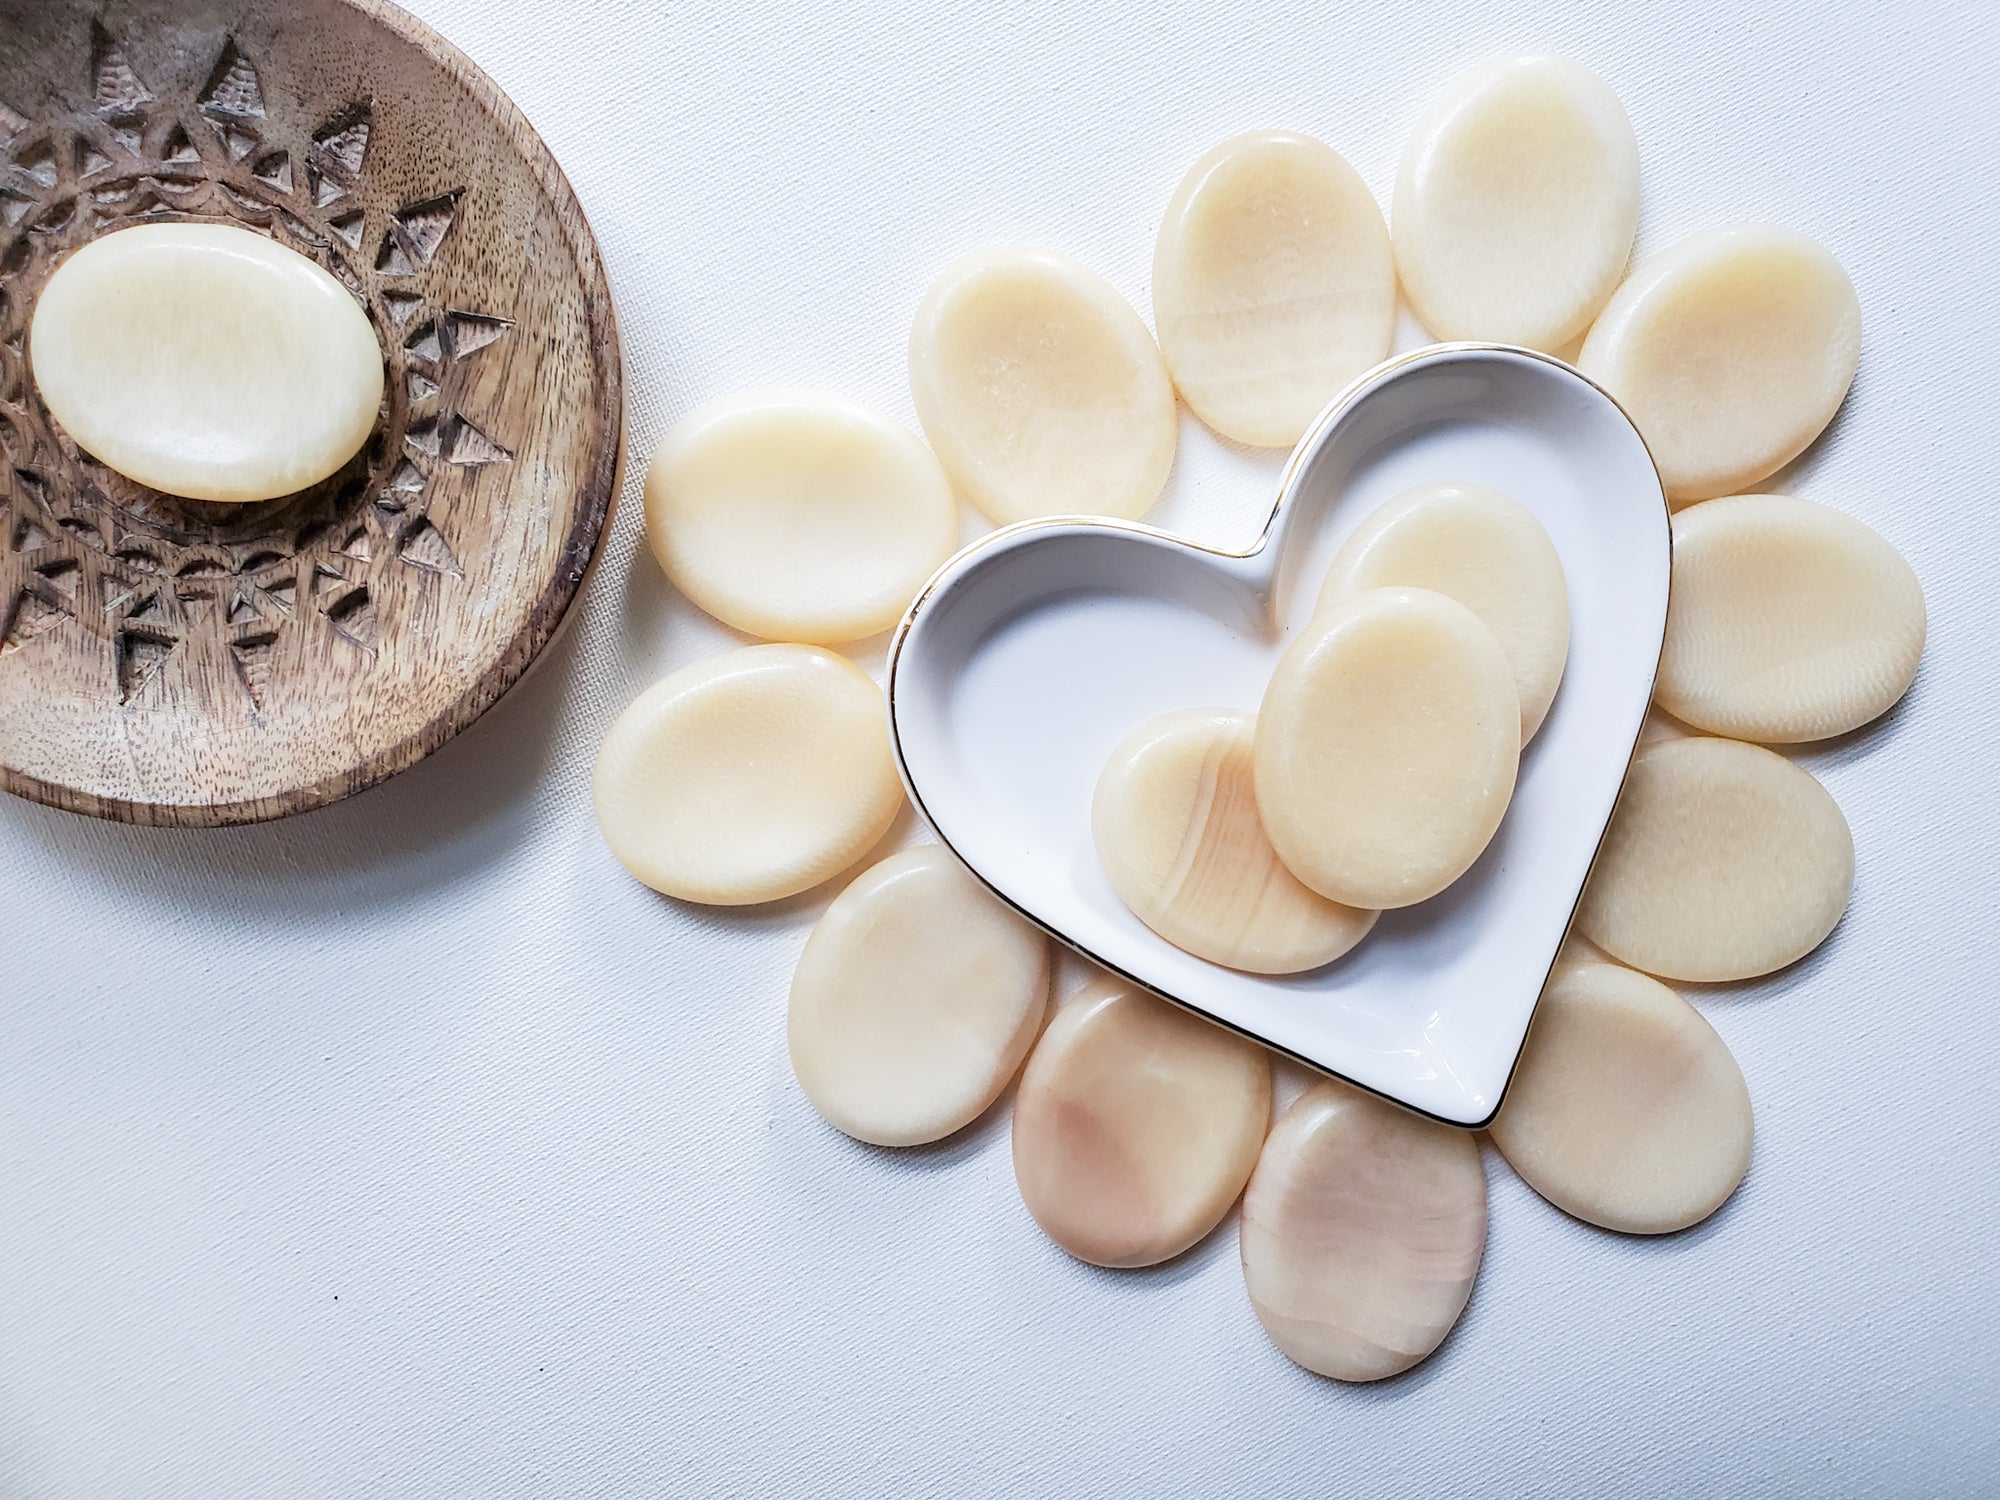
xmin=0 ymin=23 xmax=517 ymax=714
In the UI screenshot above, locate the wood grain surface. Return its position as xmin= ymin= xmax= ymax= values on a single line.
xmin=0 ymin=0 xmax=622 ymax=825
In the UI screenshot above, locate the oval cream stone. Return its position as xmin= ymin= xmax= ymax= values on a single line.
xmin=643 ymin=393 xmax=957 ymax=644
xmin=1658 ymin=494 xmax=1925 ymax=743
xmin=1394 ymin=54 xmax=1639 ymax=351
xmin=1241 ymin=1081 xmax=1486 ymax=1382
xmin=1255 ymin=587 xmax=1520 ymax=909
xmin=1093 ymin=709 xmax=1376 ymax=974
xmin=1012 ymin=979 xmax=1270 ymax=1266
xmin=1578 ymin=225 xmax=1861 ymax=504
xmin=1577 ymin=736 xmax=1853 ymax=982
xmin=1318 ymin=483 xmax=1570 ymax=741
xmin=1152 ymin=131 xmax=1395 ymax=447
xmin=29 ymin=222 xmax=384 ymax=503
xmin=789 ymin=845 xmax=1049 ymax=1147
xmin=592 ymin=645 xmax=902 ymax=905
xmin=1492 ymin=961 xmax=1753 ymax=1234
xmin=909 ymin=247 xmax=1176 ymax=524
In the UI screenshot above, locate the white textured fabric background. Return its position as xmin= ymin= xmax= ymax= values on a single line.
xmin=4 ymin=0 xmax=1998 ymax=1494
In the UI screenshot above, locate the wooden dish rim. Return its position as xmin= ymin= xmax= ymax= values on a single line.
xmin=0 ymin=0 xmax=625 ymax=828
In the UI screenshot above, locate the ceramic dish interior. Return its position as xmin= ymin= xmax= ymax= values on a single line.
xmin=888 ymin=344 xmax=1669 ymax=1126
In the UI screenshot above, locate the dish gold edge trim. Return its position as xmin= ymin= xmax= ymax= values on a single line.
xmin=883 ymin=341 xmax=1674 ymax=1130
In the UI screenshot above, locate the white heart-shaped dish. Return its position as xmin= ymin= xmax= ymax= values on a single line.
xmin=887 ymin=344 xmax=1669 ymax=1126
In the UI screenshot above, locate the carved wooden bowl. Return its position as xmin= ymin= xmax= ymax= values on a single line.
xmin=0 ymin=0 xmax=621 ymax=824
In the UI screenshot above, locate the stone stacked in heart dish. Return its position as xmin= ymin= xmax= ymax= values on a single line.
xmin=591 ymin=53 xmax=1925 ymax=1382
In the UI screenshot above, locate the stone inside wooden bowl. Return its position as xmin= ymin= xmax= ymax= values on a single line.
xmin=0 ymin=0 xmax=621 ymax=825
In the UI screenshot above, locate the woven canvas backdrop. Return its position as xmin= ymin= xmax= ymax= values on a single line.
xmin=3 ymin=0 xmax=1995 ymax=1493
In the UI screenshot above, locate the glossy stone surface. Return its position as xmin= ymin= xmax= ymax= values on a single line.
xmin=1577 ymin=736 xmax=1853 ymax=981
xmin=29 ymin=222 xmax=384 ymax=503
xmin=1093 ymin=708 xmax=1376 ymax=973
xmin=1152 ymin=131 xmax=1394 ymax=446
xmin=1579 ymin=225 xmax=1860 ymax=504
xmin=644 ymin=392 xmax=957 ymax=644
xmin=909 ymin=247 xmax=1175 ymax=524
xmin=790 ymin=845 xmax=1049 ymax=1147
xmin=1256 ymin=587 xmax=1519 ymax=908
xmin=1658 ymin=494 xmax=1925 ymax=743
xmin=1012 ymin=979 xmax=1269 ymax=1266
xmin=1491 ymin=960 xmax=1753 ymax=1234
xmin=1318 ymin=482 xmax=1570 ymax=742
xmin=1241 ymin=1081 xmax=1487 ymax=1382
xmin=1394 ymin=54 xmax=1639 ymax=351
xmin=592 ymin=645 xmax=902 ymax=905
